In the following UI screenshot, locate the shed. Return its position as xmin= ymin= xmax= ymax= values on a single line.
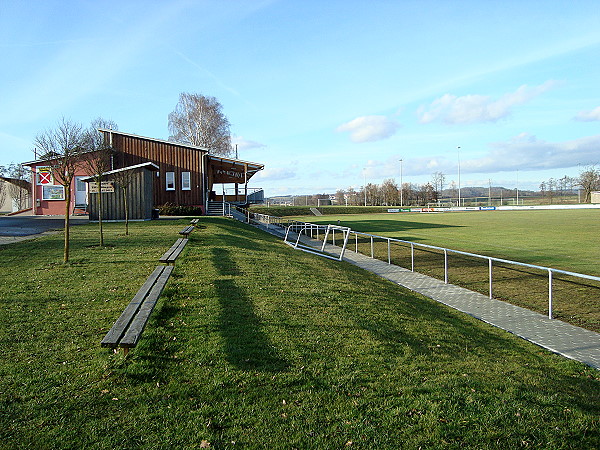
xmin=83 ymin=162 xmax=159 ymax=221
xmin=591 ymin=191 xmax=600 ymax=204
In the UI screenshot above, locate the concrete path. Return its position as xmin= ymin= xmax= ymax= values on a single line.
xmin=0 ymin=215 xmax=89 ymax=245
xmin=251 ymin=220 xmax=600 ymax=370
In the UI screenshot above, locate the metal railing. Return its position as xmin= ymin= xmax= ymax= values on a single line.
xmin=235 ymin=208 xmax=600 ymax=321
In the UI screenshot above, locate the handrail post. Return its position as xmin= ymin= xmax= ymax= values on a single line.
xmin=333 ymin=229 xmax=336 ymax=246
xmin=355 ymin=233 xmax=358 ymax=253
xmin=489 ymin=258 xmax=493 ymax=299
xmin=548 ymin=269 xmax=553 ymax=319
xmin=388 ymin=238 xmax=391 ymax=264
xmin=444 ymin=249 xmax=448 ymax=284
xmin=340 ymin=228 xmax=351 ymax=261
xmin=370 ymin=236 xmax=374 ymax=258
xmin=411 ymin=243 xmax=414 ymax=272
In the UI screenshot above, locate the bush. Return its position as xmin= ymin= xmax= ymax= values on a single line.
xmin=249 ymin=205 xmax=390 ymax=217
xmin=157 ymin=202 xmax=203 ymax=216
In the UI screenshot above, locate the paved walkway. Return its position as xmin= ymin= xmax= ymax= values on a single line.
xmin=251 ymin=220 xmax=600 ymax=370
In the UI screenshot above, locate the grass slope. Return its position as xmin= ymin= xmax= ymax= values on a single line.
xmin=0 ymin=217 xmax=599 ymax=448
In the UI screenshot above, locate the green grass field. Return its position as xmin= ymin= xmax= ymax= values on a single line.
xmin=1 ymin=217 xmax=599 ymax=448
xmin=287 ymin=209 xmax=600 ymax=332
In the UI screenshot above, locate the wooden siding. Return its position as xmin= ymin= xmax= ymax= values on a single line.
xmin=88 ymin=169 xmax=155 ymax=221
xmin=111 ymin=133 xmax=206 ymax=207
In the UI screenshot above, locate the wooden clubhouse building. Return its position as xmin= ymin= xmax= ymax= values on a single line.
xmin=25 ymin=130 xmax=264 ymax=217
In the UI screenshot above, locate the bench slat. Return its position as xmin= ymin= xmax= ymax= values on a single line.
xmin=119 ymin=265 xmax=174 ymax=348
xmin=159 ymin=238 xmax=188 ymax=263
xmin=100 ymin=266 xmax=167 ymax=348
xmin=179 ymin=225 xmax=194 ymax=236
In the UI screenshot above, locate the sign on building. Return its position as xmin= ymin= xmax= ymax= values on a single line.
xmin=88 ymin=181 xmax=115 ymax=193
xmin=37 ymin=167 xmax=53 ymax=185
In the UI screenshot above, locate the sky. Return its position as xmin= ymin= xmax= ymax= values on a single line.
xmin=1 ymin=0 xmax=599 ymax=197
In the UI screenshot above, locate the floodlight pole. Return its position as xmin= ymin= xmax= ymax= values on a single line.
xmin=363 ymin=168 xmax=367 ymax=206
xmin=457 ymin=146 xmax=461 ymax=207
xmin=399 ymin=159 xmax=403 ymax=207
xmin=516 ymin=169 xmax=519 ymax=206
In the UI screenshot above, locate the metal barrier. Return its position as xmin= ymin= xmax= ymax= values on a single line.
xmin=233 ymin=207 xmax=600 ymax=321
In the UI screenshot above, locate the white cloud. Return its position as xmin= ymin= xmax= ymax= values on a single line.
xmin=418 ymin=81 xmax=559 ymax=125
xmin=467 ymin=133 xmax=600 ymax=172
xmin=404 ymin=133 xmax=600 ymax=176
xmin=231 ymin=136 xmax=266 ymax=151
xmin=574 ymin=106 xmax=600 ymax=122
xmin=255 ymin=166 xmax=296 ymax=181
xmin=336 ymin=115 xmax=400 ymax=143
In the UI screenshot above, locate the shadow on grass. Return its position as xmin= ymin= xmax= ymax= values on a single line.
xmin=119 ymin=301 xmax=185 ymax=384
xmin=211 ymin=247 xmax=289 ymax=373
xmin=316 ymin=219 xmax=463 ymax=234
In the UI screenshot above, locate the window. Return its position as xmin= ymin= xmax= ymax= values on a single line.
xmin=166 ymin=172 xmax=175 ymax=191
xmin=42 ymin=185 xmax=65 ymax=200
xmin=181 ymin=172 xmax=191 ymax=190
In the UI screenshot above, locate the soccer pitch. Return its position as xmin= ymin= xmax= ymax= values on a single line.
xmin=291 ymin=209 xmax=599 ymax=276
xmin=289 ymin=209 xmax=600 ymax=331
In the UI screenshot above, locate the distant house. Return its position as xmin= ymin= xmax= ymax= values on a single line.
xmin=23 ymin=130 xmax=264 ymax=216
xmin=0 ymin=176 xmax=31 ymax=214
xmin=591 ymin=191 xmax=600 ymax=204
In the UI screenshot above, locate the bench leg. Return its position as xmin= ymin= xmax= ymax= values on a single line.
xmin=123 ymin=347 xmax=130 ymax=356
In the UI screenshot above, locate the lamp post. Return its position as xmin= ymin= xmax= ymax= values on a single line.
xmin=399 ymin=159 xmax=403 ymax=207
xmin=457 ymin=146 xmax=461 ymax=207
xmin=363 ymin=168 xmax=367 ymax=206
xmin=516 ymin=169 xmax=519 ymax=206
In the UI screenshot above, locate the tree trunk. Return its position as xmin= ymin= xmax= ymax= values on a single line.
xmin=63 ymin=186 xmax=71 ymax=263
xmin=123 ymin=186 xmax=129 ymax=235
xmin=97 ymin=187 xmax=104 ymax=246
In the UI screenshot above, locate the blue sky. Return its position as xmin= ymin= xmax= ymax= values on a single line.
xmin=1 ymin=0 xmax=599 ymax=196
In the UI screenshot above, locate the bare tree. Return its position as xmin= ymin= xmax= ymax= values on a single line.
xmin=579 ymin=165 xmax=600 ymax=203
xmin=346 ymin=186 xmax=359 ymax=205
xmin=0 ymin=165 xmax=6 ymax=209
xmin=431 ymin=172 xmax=446 ymax=202
xmin=381 ymin=178 xmax=399 ymax=205
xmin=168 ymin=92 xmax=232 ymax=156
xmin=34 ymin=118 xmax=86 ymax=263
xmin=81 ymin=118 xmax=118 ymax=246
xmin=365 ymin=183 xmax=379 ymax=206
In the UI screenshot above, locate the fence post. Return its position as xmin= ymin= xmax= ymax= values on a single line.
xmin=388 ymin=239 xmax=391 ymax=264
xmin=411 ymin=243 xmax=414 ymax=272
xmin=333 ymin=229 xmax=336 ymax=246
xmin=444 ymin=249 xmax=448 ymax=284
xmin=489 ymin=258 xmax=493 ymax=299
xmin=355 ymin=233 xmax=358 ymax=253
xmin=370 ymin=236 xmax=374 ymax=258
xmin=548 ymin=269 xmax=553 ymax=320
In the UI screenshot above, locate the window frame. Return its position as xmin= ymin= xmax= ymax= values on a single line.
xmin=166 ymin=171 xmax=175 ymax=191
xmin=181 ymin=171 xmax=191 ymax=191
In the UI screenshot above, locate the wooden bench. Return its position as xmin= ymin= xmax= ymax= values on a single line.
xmin=101 ymin=265 xmax=174 ymax=355
xmin=179 ymin=225 xmax=195 ymax=236
xmin=159 ymin=238 xmax=188 ymax=265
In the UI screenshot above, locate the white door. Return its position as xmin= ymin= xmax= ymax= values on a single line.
xmin=75 ymin=176 xmax=87 ymax=206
